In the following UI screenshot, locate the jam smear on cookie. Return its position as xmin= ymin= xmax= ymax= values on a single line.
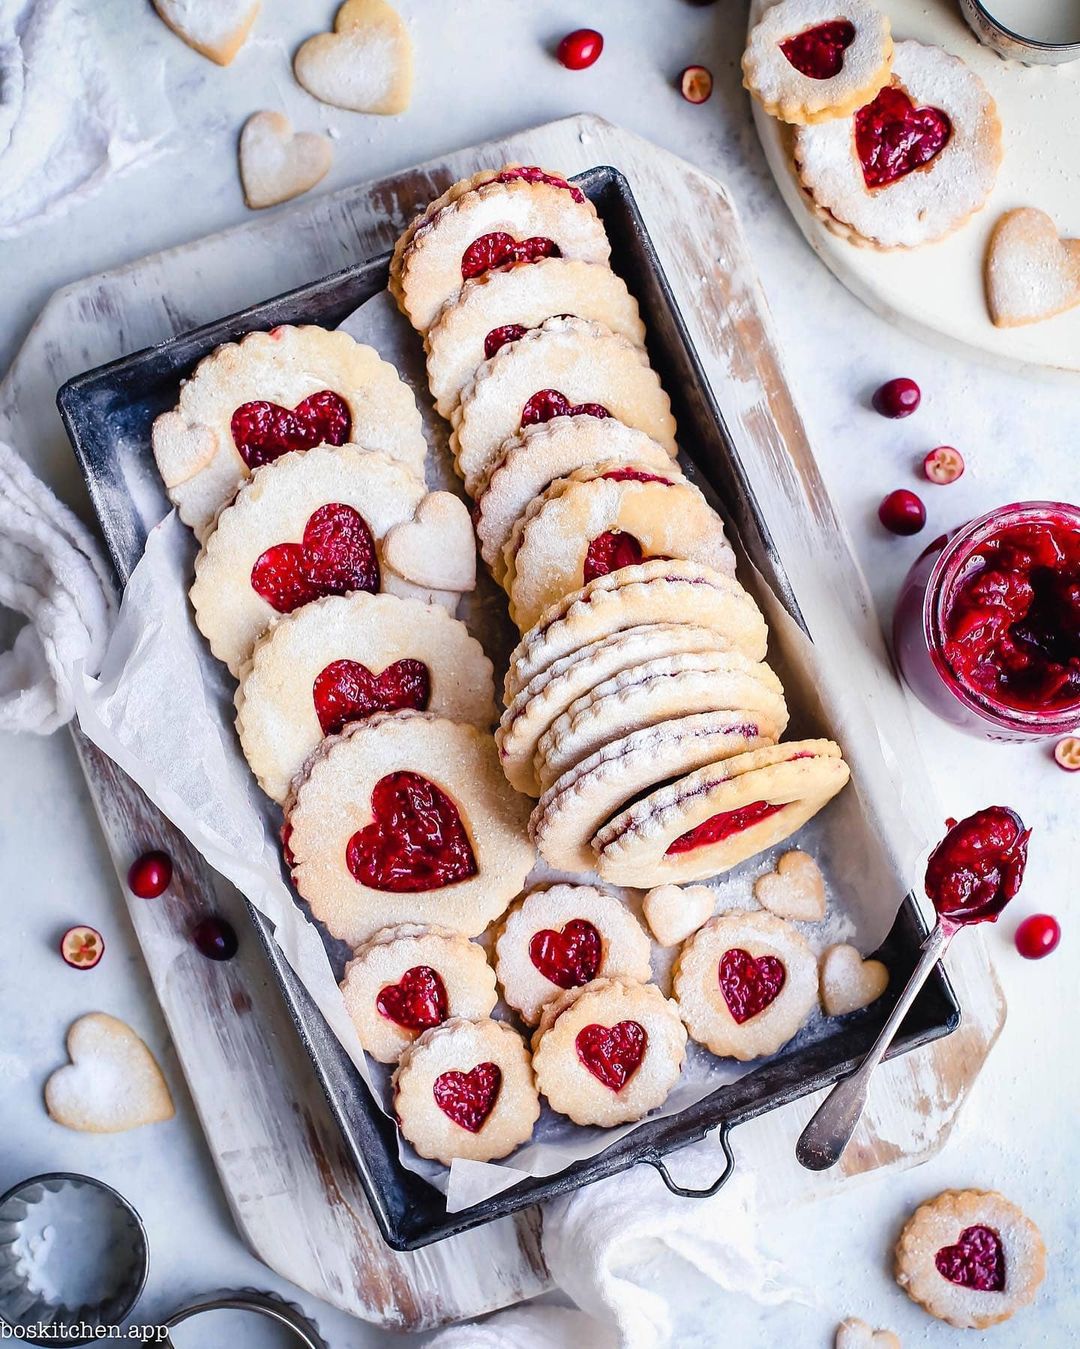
xmin=462 ymin=233 xmax=560 ymax=281
xmin=666 ymin=800 xmax=786 ymax=854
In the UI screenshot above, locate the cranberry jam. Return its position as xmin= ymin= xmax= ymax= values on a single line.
xmin=924 ymin=806 xmax=1030 ymax=928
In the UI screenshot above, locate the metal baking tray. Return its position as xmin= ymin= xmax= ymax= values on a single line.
xmin=58 ymin=165 xmax=959 ymax=1251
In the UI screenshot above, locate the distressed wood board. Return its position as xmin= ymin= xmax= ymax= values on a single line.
xmin=0 ymin=115 xmax=1005 ymax=1329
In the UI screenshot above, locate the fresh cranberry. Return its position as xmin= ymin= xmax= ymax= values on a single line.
xmin=1054 ymin=736 xmax=1080 ymax=770
xmin=923 ymin=446 xmax=965 ymax=484
xmin=679 ymin=65 xmax=713 ymax=103
xmin=556 ymin=28 xmax=603 ymax=70
xmin=128 ymin=850 xmax=173 ymax=898
xmin=879 ymin=489 xmax=926 ymax=536
xmin=872 ymin=377 xmax=921 ymax=418
xmin=192 ymin=915 xmax=239 ymax=961
xmin=60 ymin=926 xmax=104 ymax=970
xmin=1015 ymin=913 xmax=1061 ymax=959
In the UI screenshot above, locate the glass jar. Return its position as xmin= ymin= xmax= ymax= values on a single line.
xmin=893 ymin=500 xmax=1080 ymax=741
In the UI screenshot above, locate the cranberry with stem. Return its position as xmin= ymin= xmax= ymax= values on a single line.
xmin=192 ymin=915 xmax=239 ymax=962
xmin=128 ymin=850 xmax=173 ymax=898
xmin=1015 ymin=914 xmax=1060 ymax=959
xmin=872 ymin=377 xmax=921 ymax=418
xmin=556 ymin=28 xmax=603 ymax=70
xmin=879 ymin=489 xmax=926 ymax=536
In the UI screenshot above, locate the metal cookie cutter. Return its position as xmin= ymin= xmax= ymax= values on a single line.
xmin=163 ymin=1289 xmax=327 ymax=1347
xmin=959 ymin=0 xmax=1080 ymax=64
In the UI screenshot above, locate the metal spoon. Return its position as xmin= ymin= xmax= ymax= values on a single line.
xmin=795 ymin=919 xmax=953 ymax=1171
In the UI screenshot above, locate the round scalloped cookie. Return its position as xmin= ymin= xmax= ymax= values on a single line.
xmin=425 ymin=257 xmax=645 ymax=418
xmin=594 ymin=740 xmax=851 ymax=886
xmin=673 ymin=910 xmax=818 ymax=1059
xmin=742 ymin=0 xmax=892 ymax=126
xmin=393 ymin=168 xmax=610 ymax=332
xmin=341 ymin=924 xmax=498 ymax=1064
xmin=505 ymin=559 xmax=770 ymax=702
xmin=152 ymin=325 xmax=427 ymax=539
xmin=235 ymin=592 xmax=495 ymax=803
xmin=450 ymin=316 xmax=676 ymax=496
xmin=285 ymin=711 xmax=535 ymax=945
xmin=793 ymin=42 xmax=1002 ymax=250
xmin=535 ymin=650 xmax=789 ymax=791
xmin=494 ymin=885 xmax=652 ymax=1025
xmin=531 ymin=977 xmax=686 ymax=1127
xmin=531 ymin=712 xmax=778 ymax=874
xmin=391 ymin=1017 xmax=540 ymax=1164
xmin=189 ymin=445 xmax=426 ymax=676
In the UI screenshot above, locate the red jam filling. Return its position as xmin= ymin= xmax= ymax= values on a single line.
xmin=484 ymin=323 xmax=529 ymax=359
xmin=941 ymin=519 xmax=1080 ymax=715
xmin=575 ymin=1020 xmax=648 ymax=1092
xmin=529 ymin=919 xmax=602 ymax=989
xmin=719 ymin=948 xmax=786 ymax=1024
xmin=461 ymin=233 xmax=559 ymax=281
xmin=600 ymin=468 xmax=673 ymax=485
xmin=779 ymin=20 xmax=855 ymax=80
xmin=312 ymin=658 xmax=430 ymax=736
xmin=854 ymin=86 xmax=952 ymax=189
xmin=432 ymin=1062 xmax=501 ymax=1132
xmin=492 ymin=166 xmax=586 ymax=204
xmin=935 ymin=1225 xmax=1006 ymax=1292
xmin=923 ymin=806 xmax=1029 ymax=926
xmin=230 ymin=391 xmax=350 ymax=469
xmin=583 ymin=530 xmax=646 ymax=582
xmin=666 ymin=800 xmax=786 ymax=854
xmin=346 ymin=771 xmax=478 ymax=892
xmin=250 ymin=503 xmax=379 ymax=613
xmin=376 ymin=965 xmax=448 ymax=1031
xmin=520 ymin=389 xmax=611 ymax=427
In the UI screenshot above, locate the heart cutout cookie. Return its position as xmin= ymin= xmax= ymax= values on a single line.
xmin=294 ymin=0 xmax=413 ymax=115
xmin=347 ymin=770 xmax=478 ymax=892
xmin=382 ymin=492 xmax=476 ymax=593
xmin=250 ymin=503 xmax=380 ymax=613
xmin=529 ymin=919 xmax=602 ymax=989
xmin=432 ymin=1062 xmax=501 ymax=1132
xmin=719 ymin=948 xmax=786 ymax=1023
xmin=313 ymin=657 xmax=430 ymax=735
xmin=986 ymin=207 xmax=1080 ymax=329
xmin=781 ymin=21 xmax=856 ymax=80
xmin=240 ymin=111 xmax=332 ymax=211
xmin=820 ymin=943 xmax=889 ymax=1017
xmin=575 ymin=1020 xmax=648 ymax=1092
xmin=375 ymin=964 xmax=448 ymax=1031
xmin=153 ymin=0 xmax=259 ymax=66
xmin=45 ymin=1013 xmax=175 ymax=1134
xmin=855 ymin=86 xmax=951 ymax=189
xmin=754 ymin=849 xmax=826 ymax=922
xmin=835 ymin=1318 xmax=901 ymax=1349
xmin=231 ymin=390 xmax=350 ymax=468
xmin=642 ymin=883 xmax=714 ymax=947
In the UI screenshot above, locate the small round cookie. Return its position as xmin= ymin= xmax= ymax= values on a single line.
xmin=285 ymin=711 xmax=534 ymax=945
xmin=236 ymin=592 xmax=495 ymax=802
xmin=450 ymin=316 xmax=677 ymax=496
xmin=393 ymin=167 xmax=611 ymax=333
xmin=392 ymin=1017 xmax=540 ymax=1164
xmin=742 ymin=0 xmax=892 ymax=126
xmin=594 ymin=740 xmax=851 ymax=886
xmin=895 ymin=1189 xmax=1046 ymax=1330
xmin=341 ymin=924 xmax=497 ymax=1063
xmin=425 ymin=257 xmax=645 ymax=418
xmin=505 ymin=559 xmax=770 ymax=702
xmin=152 ymin=325 xmax=427 ymax=539
xmin=536 ymin=650 xmax=789 ymax=791
xmin=505 ymin=474 xmax=735 ymax=632
xmin=673 ymin=910 xmax=817 ymax=1059
xmin=793 ymin=42 xmax=1002 ymax=250
xmin=531 ymin=977 xmax=687 ymax=1127
xmin=494 ymin=885 xmax=652 ymax=1025
xmin=532 ymin=712 xmax=778 ymax=874
xmin=189 ymin=445 xmax=427 ymax=675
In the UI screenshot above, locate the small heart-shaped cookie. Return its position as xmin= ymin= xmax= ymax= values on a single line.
xmin=986 ymin=207 xmax=1080 ymax=329
xmin=294 ymin=0 xmax=413 ymax=115
xmin=821 ymin=944 xmax=889 ymax=1017
xmin=382 ymin=492 xmax=476 ymax=592
xmin=754 ymin=849 xmax=826 ymax=922
xmin=643 ymin=883 xmax=714 ymax=947
xmin=240 ymin=111 xmax=332 ymax=210
xmin=151 ymin=410 xmax=217 ymax=489
xmin=835 ymin=1317 xmax=901 ymax=1349
xmin=45 ymin=1013 xmax=175 ymax=1134
xmin=153 ymin=0 xmax=259 ymax=66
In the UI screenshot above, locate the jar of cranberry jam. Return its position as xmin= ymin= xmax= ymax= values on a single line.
xmin=893 ymin=501 xmax=1080 ymax=741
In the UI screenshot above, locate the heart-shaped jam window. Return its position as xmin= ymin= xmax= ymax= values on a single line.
xmin=376 ymin=964 xmax=448 ymax=1031
xmin=461 ymin=232 xmax=560 ymax=281
xmin=935 ymin=1225 xmax=1006 ymax=1292
xmin=250 ymin=502 xmax=379 ymax=614
xmin=780 ymin=20 xmax=855 ymax=80
xmin=575 ymin=1020 xmax=648 ymax=1092
xmin=494 ymin=166 xmax=586 ymax=203
xmin=666 ymin=800 xmax=785 ymax=855
xmin=529 ymin=919 xmax=602 ymax=989
xmin=520 ymin=389 xmax=612 ymax=428
xmin=313 ymin=658 xmax=430 ymax=736
xmin=347 ymin=771 xmax=478 ymax=892
xmin=718 ymin=948 xmax=786 ymax=1023
xmin=583 ymin=530 xmax=647 ymax=583
xmin=432 ymin=1062 xmax=502 ymax=1132
xmin=485 ymin=323 xmax=529 ymax=359
xmin=231 ymin=390 xmax=351 ymax=469
xmin=854 ymin=86 xmax=952 ymax=189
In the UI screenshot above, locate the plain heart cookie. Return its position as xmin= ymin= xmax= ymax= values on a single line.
xmin=153 ymin=0 xmax=259 ymax=65
xmin=294 ymin=0 xmax=413 ymax=115
xmin=381 ymin=491 xmax=476 ymax=592
xmin=45 ymin=1014 xmax=175 ymax=1134
xmin=642 ymin=884 xmax=716 ymax=947
xmin=985 ymin=208 xmax=1080 ymax=328
xmin=753 ymin=849 xmax=827 ymax=921
xmin=820 ymin=943 xmax=889 ymax=1016
xmin=240 ymin=111 xmax=332 ymax=210
xmin=835 ymin=1317 xmax=901 ymax=1349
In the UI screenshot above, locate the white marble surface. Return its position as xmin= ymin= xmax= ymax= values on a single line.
xmin=1 ymin=1 xmax=1077 ymax=1344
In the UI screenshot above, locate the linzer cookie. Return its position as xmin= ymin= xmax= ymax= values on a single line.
xmin=451 ymin=316 xmax=677 ymax=496
xmin=235 ymin=592 xmax=495 ymax=802
xmin=743 ymin=0 xmax=892 ymax=125
xmin=152 ymin=325 xmax=426 ymax=538
xmin=494 ymin=885 xmax=652 ymax=1025
xmin=285 ymin=711 xmax=534 ymax=945
xmin=392 ymin=167 xmax=611 ymax=333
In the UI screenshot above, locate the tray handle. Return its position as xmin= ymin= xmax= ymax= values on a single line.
xmin=645 ymin=1126 xmax=735 ymax=1199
